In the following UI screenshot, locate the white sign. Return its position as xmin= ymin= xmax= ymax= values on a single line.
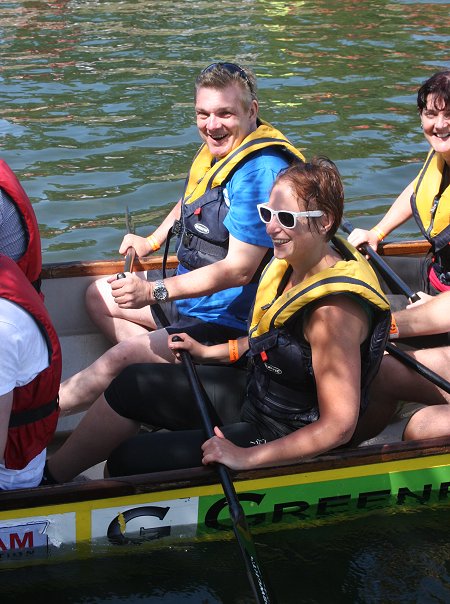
xmin=91 ymin=497 xmax=199 ymax=543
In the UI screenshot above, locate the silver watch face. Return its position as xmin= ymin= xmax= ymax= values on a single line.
xmin=153 ymin=280 xmax=168 ymax=301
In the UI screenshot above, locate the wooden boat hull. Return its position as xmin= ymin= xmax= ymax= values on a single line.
xmin=2 ymin=240 xmax=449 ymax=566
xmin=1 ymin=436 xmax=449 ymax=566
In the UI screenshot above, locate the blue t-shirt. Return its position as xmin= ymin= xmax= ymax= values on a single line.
xmin=175 ymin=147 xmax=290 ymax=330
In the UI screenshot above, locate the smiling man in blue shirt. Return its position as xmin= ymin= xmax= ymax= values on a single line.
xmin=57 ymin=62 xmax=304 ymax=417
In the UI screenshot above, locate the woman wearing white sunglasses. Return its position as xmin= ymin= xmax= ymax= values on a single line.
xmin=190 ymin=157 xmax=391 ymax=470
xmin=44 ymin=159 xmax=394 ymax=481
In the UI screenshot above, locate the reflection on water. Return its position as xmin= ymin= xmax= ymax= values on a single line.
xmin=0 ymin=0 xmax=449 ymax=263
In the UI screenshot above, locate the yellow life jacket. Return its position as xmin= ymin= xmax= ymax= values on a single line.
xmin=249 ymin=236 xmax=390 ymax=339
xmin=411 ymin=149 xmax=450 ymax=252
xmin=183 ymin=120 xmax=305 ymax=205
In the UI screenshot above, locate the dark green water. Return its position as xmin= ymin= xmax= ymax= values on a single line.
xmin=1 ymin=0 xmax=450 ymax=262
xmin=1 ymin=0 xmax=450 ymax=601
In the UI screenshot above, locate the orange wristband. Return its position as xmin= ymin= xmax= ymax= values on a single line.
xmin=371 ymin=226 xmax=386 ymax=242
xmin=146 ymin=234 xmax=160 ymax=252
xmin=389 ymin=315 xmax=399 ymax=340
xmin=228 ymin=339 xmax=239 ymax=362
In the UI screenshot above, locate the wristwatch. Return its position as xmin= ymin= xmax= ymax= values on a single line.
xmin=153 ymin=279 xmax=169 ymax=302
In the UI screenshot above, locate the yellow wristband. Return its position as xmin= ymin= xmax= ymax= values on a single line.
xmin=371 ymin=226 xmax=386 ymax=242
xmin=228 ymin=339 xmax=239 ymax=362
xmin=146 ymin=234 xmax=160 ymax=252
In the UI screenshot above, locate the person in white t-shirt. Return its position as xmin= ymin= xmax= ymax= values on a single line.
xmin=0 ymin=299 xmax=50 ymax=489
xmin=0 ymin=254 xmax=61 ymax=490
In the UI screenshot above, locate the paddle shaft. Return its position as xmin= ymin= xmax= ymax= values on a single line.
xmin=155 ymin=308 xmax=274 ymax=603
xmin=341 ymin=218 xmax=450 ymax=394
xmin=115 ymin=214 xmax=274 ymax=601
xmin=122 ymin=247 xmax=136 ymax=273
xmin=174 ymin=342 xmax=274 ymax=601
xmin=385 ymin=342 xmax=450 ymax=394
xmin=340 ymin=219 xmax=421 ymax=302
xmin=116 ymin=206 xmax=136 ymax=278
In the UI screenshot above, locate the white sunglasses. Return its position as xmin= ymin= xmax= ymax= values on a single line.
xmin=257 ymin=203 xmax=324 ymax=229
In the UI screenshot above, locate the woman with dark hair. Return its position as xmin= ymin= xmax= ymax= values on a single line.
xmin=45 ymin=158 xmax=392 ymax=481
xmin=349 ymin=70 xmax=450 ymax=296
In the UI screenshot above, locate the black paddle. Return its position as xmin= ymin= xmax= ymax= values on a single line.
xmin=154 ymin=305 xmax=275 ymax=604
xmin=382 ymin=342 xmax=450 ymax=394
xmin=116 ymin=206 xmax=136 ymax=277
xmin=340 ymin=219 xmax=421 ymax=303
xmin=116 ymin=213 xmax=274 ymax=599
xmin=341 ymin=219 xmax=450 ymax=394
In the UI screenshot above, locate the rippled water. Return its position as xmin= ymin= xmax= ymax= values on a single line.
xmin=1 ymin=0 xmax=449 ymax=262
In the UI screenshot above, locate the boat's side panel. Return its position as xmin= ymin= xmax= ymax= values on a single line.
xmin=42 ymin=274 xmax=112 ymax=431
xmin=1 ymin=453 xmax=449 ymax=566
xmin=41 ymin=274 xmax=111 ymax=378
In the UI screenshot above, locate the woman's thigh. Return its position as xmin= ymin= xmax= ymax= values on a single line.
xmin=105 ymin=363 xmax=248 ymax=429
xmin=106 ymin=421 xmax=260 ymax=476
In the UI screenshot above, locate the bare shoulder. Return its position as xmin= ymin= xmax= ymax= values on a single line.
xmin=311 ymin=294 xmax=367 ymax=320
xmin=305 ymin=295 xmax=369 ymax=343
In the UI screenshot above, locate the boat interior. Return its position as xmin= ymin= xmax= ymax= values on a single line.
xmin=40 ymin=244 xmax=447 ymax=484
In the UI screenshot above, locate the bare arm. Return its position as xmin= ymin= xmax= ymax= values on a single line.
xmin=201 ymin=297 xmax=368 ymax=470
xmin=394 ymin=291 xmax=450 ymax=338
xmin=0 ymin=391 xmax=13 ymax=463
xmin=163 ymin=235 xmax=268 ymax=300
xmin=111 ymin=234 xmax=269 ymax=308
xmin=348 ymin=180 xmax=415 ymax=251
xmin=168 ymin=333 xmax=249 ymax=364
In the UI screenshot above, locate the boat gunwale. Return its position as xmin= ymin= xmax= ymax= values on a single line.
xmin=40 ymin=240 xmax=431 ymax=279
xmin=41 ymin=255 xmax=179 ymax=279
xmin=1 ymin=434 xmax=449 ymax=512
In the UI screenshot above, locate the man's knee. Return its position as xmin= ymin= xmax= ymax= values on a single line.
xmin=86 ymin=278 xmax=103 ymax=309
xmin=403 ymin=414 xmax=420 ymax=440
xmin=403 ymin=406 xmax=450 ymax=440
xmin=104 ymin=333 xmax=171 ymax=371
xmin=413 ymin=347 xmax=450 ymax=383
xmin=85 ymin=277 xmax=115 ymax=317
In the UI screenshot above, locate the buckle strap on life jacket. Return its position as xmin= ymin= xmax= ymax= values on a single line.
xmin=32 ymin=276 xmax=42 ymax=293
xmin=162 ymin=223 xmax=179 ymax=279
xmin=8 ymin=397 xmax=59 ymax=428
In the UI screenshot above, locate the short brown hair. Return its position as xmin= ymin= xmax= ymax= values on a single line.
xmin=195 ymin=62 xmax=257 ymax=109
xmin=273 ymin=157 xmax=344 ymax=240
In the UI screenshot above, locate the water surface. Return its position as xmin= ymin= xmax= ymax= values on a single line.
xmin=1 ymin=503 xmax=450 ymax=603
xmin=1 ymin=0 xmax=449 ymax=262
